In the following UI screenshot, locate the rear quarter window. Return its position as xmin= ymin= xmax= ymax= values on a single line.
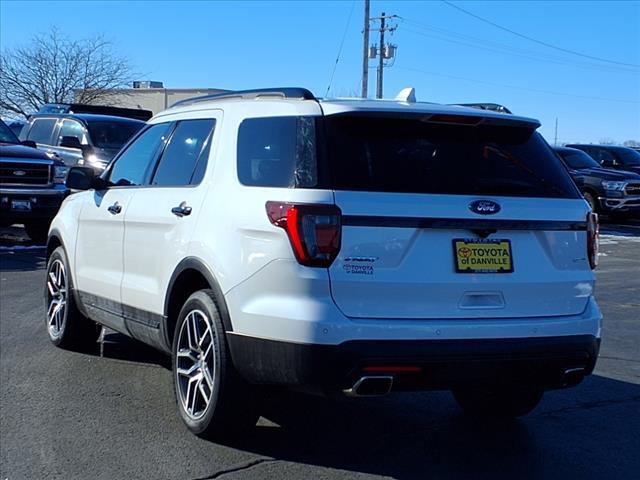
xmin=237 ymin=116 xmax=318 ymax=187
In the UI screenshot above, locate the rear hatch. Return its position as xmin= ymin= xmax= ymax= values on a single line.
xmin=322 ymin=113 xmax=592 ymax=319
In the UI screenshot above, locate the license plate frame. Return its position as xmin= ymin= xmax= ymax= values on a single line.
xmin=10 ymin=199 xmax=31 ymax=211
xmin=453 ymin=238 xmax=513 ymax=274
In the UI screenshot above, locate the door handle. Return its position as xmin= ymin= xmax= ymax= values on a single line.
xmin=171 ymin=202 xmax=192 ymax=217
xmin=107 ymin=202 xmax=122 ymax=215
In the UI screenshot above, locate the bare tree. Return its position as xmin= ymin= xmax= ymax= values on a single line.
xmin=623 ymin=140 xmax=640 ymax=148
xmin=0 ymin=30 xmax=134 ymax=118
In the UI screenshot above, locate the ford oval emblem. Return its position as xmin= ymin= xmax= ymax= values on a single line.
xmin=13 ymin=170 xmax=27 ymax=176
xmin=469 ymin=200 xmax=501 ymax=215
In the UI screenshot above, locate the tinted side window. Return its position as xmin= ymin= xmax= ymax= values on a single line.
xmin=237 ymin=117 xmax=318 ymax=187
xmin=27 ymin=118 xmax=57 ymax=145
xmin=108 ymin=123 xmax=172 ymax=187
xmin=57 ymin=120 xmax=87 ymax=146
xmin=151 ymin=119 xmax=215 ymax=186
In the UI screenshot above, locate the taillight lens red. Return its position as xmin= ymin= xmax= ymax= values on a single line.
xmin=587 ymin=212 xmax=599 ymax=270
xmin=266 ymin=201 xmax=342 ymax=267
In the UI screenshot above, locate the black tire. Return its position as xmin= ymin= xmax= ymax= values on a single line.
xmin=44 ymin=246 xmax=101 ymax=350
xmin=453 ymin=387 xmax=543 ymax=419
xmin=582 ymin=191 xmax=598 ymax=214
xmin=24 ymin=222 xmax=50 ymax=243
xmin=172 ymin=290 xmax=260 ymax=439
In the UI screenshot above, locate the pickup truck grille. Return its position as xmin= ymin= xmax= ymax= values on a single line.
xmin=625 ymin=183 xmax=640 ymax=196
xmin=0 ymin=162 xmax=51 ymax=186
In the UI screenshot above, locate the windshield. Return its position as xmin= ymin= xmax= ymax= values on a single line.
xmin=0 ymin=120 xmax=20 ymax=144
xmin=323 ymin=115 xmax=579 ymax=198
xmin=559 ymin=150 xmax=600 ymax=169
xmin=86 ymin=120 xmax=144 ymax=150
xmin=616 ymin=148 xmax=640 ymax=166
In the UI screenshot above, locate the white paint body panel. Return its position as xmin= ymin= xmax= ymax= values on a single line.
xmin=50 ymin=94 xmax=601 ymax=350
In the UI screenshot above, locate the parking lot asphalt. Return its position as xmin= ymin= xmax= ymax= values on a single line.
xmin=1 ymin=221 xmax=639 ymax=480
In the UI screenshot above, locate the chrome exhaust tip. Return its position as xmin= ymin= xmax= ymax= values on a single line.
xmin=343 ymin=375 xmax=394 ymax=397
xmin=562 ymin=367 xmax=586 ymax=386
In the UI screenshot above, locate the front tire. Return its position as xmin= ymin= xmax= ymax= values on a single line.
xmin=453 ymin=387 xmax=543 ymax=418
xmin=45 ymin=246 xmax=101 ymax=350
xmin=172 ymin=290 xmax=260 ymax=439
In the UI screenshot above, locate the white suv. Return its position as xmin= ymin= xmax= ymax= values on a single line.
xmin=45 ymin=88 xmax=602 ymax=438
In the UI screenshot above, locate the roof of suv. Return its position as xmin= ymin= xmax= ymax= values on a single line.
xmin=160 ymin=87 xmax=540 ymax=127
xmin=566 ymin=144 xmax=634 ymax=151
xmin=29 ymin=113 xmax=146 ymax=125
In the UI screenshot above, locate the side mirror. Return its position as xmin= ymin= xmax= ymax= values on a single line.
xmin=60 ymin=136 xmax=82 ymax=149
xmin=21 ymin=140 xmax=38 ymax=148
xmin=66 ymin=166 xmax=107 ymax=190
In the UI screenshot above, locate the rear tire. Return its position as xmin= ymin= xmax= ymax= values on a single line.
xmin=172 ymin=290 xmax=260 ymax=439
xmin=453 ymin=387 xmax=543 ymax=418
xmin=25 ymin=222 xmax=50 ymax=243
xmin=45 ymin=246 xmax=101 ymax=350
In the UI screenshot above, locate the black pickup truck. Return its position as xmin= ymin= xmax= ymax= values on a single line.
xmin=554 ymin=146 xmax=640 ymax=218
xmin=0 ymin=120 xmax=69 ymax=242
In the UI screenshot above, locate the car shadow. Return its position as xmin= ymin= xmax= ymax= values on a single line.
xmin=208 ymin=374 xmax=640 ymax=479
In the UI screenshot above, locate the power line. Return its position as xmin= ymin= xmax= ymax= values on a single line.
xmin=397 ymin=65 xmax=640 ymax=104
xmin=442 ymin=0 xmax=640 ymax=68
xmin=401 ymin=19 xmax=639 ymax=75
xmin=326 ymin=0 xmax=356 ymax=97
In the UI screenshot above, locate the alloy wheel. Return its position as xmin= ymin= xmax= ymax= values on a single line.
xmin=175 ymin=309 xmax=216 ymax=420
xmin=46 ymin=259 xmax=67 ymax=339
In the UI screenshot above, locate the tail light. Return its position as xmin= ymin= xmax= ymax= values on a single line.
xmin=266 ymin=201 xmax=342 ymax=267
xmin=587 ymin=212 xmax=599 ymax=270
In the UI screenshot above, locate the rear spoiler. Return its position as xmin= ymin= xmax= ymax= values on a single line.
xmin=38 ymin=103 xmax=152 ymax=121
xmin=450 ymin=103 xmax=512 ymax=115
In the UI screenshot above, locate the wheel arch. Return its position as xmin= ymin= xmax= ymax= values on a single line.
xmin=581 ymin=187 xmax=600 ymax=212
xmin=46 ymin=229 xmax=64 ymax=260
xmin=163 ymin=257 xmax=233 ymax=352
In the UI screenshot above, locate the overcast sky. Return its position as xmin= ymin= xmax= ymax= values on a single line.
xmin=1 ymin=0 xmax=639 ymax=144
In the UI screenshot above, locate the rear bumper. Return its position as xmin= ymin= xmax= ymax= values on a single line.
xmin=227 ymin=333 xmax=600 ymax=393
xmin=0 ymin=186 xmax=67 ymax=222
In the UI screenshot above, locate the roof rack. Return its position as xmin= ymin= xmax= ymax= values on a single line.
xmin=37 ymin=103 xmax=152 ymax=121
xmin=171 ymin=88 xmax=316 ymax=108
xmin=450 ymin=103 xmax=512 ymax=114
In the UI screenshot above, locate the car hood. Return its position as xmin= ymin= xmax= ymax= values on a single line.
xmin=619 ymin=165 xmax=640 ymax=175
xmin=572 ymin=166 xmax=640 ymax=181
xmin=0 ymin=143 xmax=52 ymax=160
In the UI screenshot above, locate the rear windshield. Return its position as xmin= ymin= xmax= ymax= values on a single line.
xmin=324 ymin=115 xmax=579 ymax=198
xmin=236 ymin=114 xmax=579 ymax=199
xmin=86 ymin=120 xmax=144 ymax=150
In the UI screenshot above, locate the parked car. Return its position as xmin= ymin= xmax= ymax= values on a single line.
xmin=566 ymin=144 xmax=640 ymax=176
xmin=46 ymin=88 xmax=601 ymax=439
xmin=0 ymin=119 xmax=69 ymax=242
xmin=554 ymin=147 xmax=640 ymax=217
xmin=19 ymin=110 xmax=145 ymax=173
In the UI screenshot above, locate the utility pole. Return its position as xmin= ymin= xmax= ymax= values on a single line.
xmin=366 ymin=12 xmax=397 ymax=99
xmin=554 ymin=117 xmax=559 ymax=146
xmin=361 ymin=0 xmax=370 ymax=98
xmin=376 ymin=12 xmax=386 ymax=99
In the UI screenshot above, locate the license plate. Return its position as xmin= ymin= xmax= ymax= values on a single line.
xmin=11 ymin=200 xmax=31 ymax=211
xmin=453 ymin=238 xmax=513 ymax=273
